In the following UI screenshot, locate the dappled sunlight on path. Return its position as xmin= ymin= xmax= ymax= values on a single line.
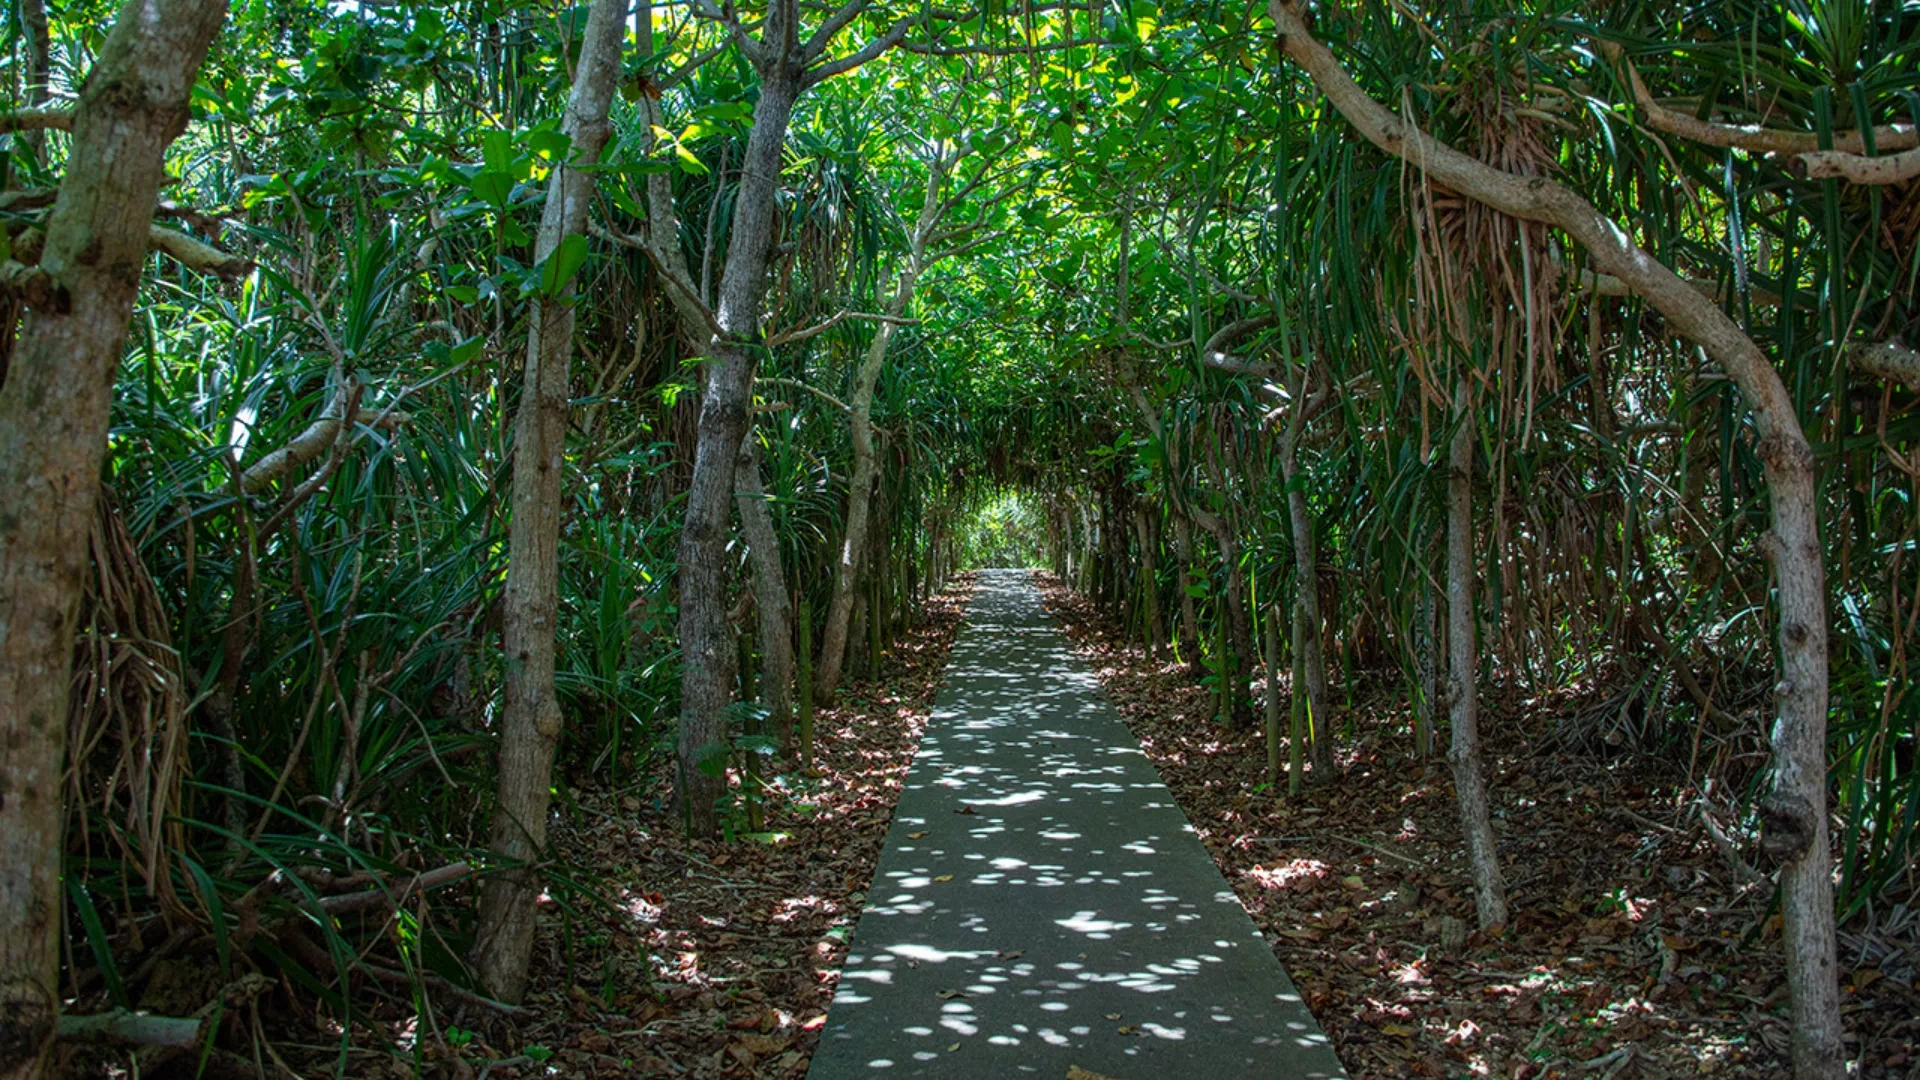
xmin=809 ymin=570 xmax=1346 ymax=1078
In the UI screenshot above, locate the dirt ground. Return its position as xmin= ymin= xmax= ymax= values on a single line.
xmin=1035 ymin=574 xmax=1918 ymax=1080
xmin=255 ymin=568 xmax=1916 ymax=1079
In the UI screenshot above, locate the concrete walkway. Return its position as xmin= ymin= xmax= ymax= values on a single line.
xmin=809 ymin=570 xmax=1346 ymax=1079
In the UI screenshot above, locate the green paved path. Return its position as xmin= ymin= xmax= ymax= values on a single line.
xmin=809 ymin=570 xmax=1346 ymax=1079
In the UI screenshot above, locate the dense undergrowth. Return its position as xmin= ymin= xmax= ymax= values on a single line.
xmin=3 ymin=0 xmax=1917 ymax=1076
xmin=1040 ymin=575 xmax=1920 ymax=1080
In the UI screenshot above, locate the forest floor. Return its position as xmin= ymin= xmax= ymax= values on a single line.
xmin=446 ymin=575 xmax=978 ymax=1080
xmin=1035 ymin=574 xmax=1920 ymax=1080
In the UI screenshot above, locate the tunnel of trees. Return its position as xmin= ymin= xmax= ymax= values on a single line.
xmin=0 ymin=0 xmax=1916 ymax=1076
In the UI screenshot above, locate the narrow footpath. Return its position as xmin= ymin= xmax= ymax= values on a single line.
xmin=809 ymin=570 xmax=1345 ymax=1078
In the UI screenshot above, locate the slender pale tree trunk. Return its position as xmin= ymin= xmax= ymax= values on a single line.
xmin=1134 ymin=507 xmax=1162 ymax=660
xmin=1171 ymin=513 xmax=1201 ymax=668
xmin=1115 ymin=362 xmax=1203 ymax=670
xmin=676 ymin=43 xmax=804 ymax=836
xmin=1263 ymin=604 xmax=1283 ymax=784
xmin=1196 ymin=427 xmax=1256 ymax=727
xmin=473 ymin=0 xmax=627 ymax=1005
xmin=816 ymin=162 xmax=947 ymax=698
xmin=1414 ymin=543 xmax=1438 ymax=759
xmin=0 ymin=2 xmax=230 ymax=1074
xmin=1288 ymin=602 xmax=1307 ymax=797
xmin=1280 ymin=363 xmax=1335 ymax=778
xmin=1271 ymin=7 xmax=1841 ymax=1070
xmin=1193 ymin=509 xmax=1255 ymax=726
xmin=17 ymin=0 xmax=52 ymax=162
xmin=735 ymin=437 xmax=795 ymax=746
xmin=1444 ymin=388 xmax=1509 ymax=928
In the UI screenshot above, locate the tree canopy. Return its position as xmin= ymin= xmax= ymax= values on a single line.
xmin=1 ymin=0 xmax=1916 ymax=1076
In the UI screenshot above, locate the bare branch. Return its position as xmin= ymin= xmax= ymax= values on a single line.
xmin=1793 ymin=145 xmax=1920 ymax=186
xmin=0 ymin=105 xmax=72 ymax=133
xmin=757 ymin=375 xmax=851 ymax=413
xmin=764 ymin=309 xmax=919 ymax=346
xmin=898 ymin=36 xmax=1120 ymax=58
xmin=804 ymin=0 xmax=870 ymax=62
xmin=689 ymin=0 xmax=763 ymax=66
xmin=592 ymin=221 xmax=725 ymax=341
xmin=804 ymin=15 xmax=918 ymax=87
xmin=1600 ymin=42 xmax=1917 ymax=156
xmin=148 ymin=225 xmax=254 ymax=281
xmin=1850 ymin=339 xmax=1920 ymax=393
xmin=929 ymin=227 xmax=1008 ymax=263
xmin=1202 ymin=313 xmax=1278 ymax=374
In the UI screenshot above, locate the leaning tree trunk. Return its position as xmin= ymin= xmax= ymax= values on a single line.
xmin=473 ymin=0 xmax=626 ymax=1006
xmin=735 ymin=437 xmax=795 ymax=747
xmin=1270 ymin=6 xmax=1840 ymax=1071
xmin=0 ymin=1 xmax=230 ymax=1074
xmin=815 ymin=164 xmax=945 ymax=699
xmin=1445 ymin=388 xmax=1509 ymax=929
xmin=675 ymin=56 xmax=805 ymax=837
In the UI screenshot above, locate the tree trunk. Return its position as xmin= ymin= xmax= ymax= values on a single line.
xmin=0 ymin=1 xmax=230 ymax=1074
xmin=816 ymin=163 xmax=947 ymax=698
xmin=734 ymin=437 xmax=795 ymax=747
xmin=796 ymin=597 xmax=815 ymax=770
xmin=1415 ymin=545 xmax=1438 ymax=758
xmin=473 ymin=0 xmax=626 ymax=1005
xmin=1135 ymin=507 xmax=1163 ymax=661
xmin=1289 ymin=602 xmax=1307 ymax=798
xmin=17 ymin=0 xmax=52 ymax=162
xmin=1194 ymin=510 xmax=1255 ymax=728
xmin=1280 ymin=364 xmax=1335 ymax=779
xmin=1445 ymin=388 xmax=1509 ymax=929
xmin=674 ymin=42 xmax=803 ymax=836
xmin=1269 ymin=8 xmax=1840 ymax=1069
xmin=1172 ymin=513 xmax=1201 ymax=669
xmin=1263 ymin=603 xmax=1283 ymax=785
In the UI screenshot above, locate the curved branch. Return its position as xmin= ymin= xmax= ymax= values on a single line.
xmin=1850 ymin=339 xmax=1920 ymax=393
xmin=756 ymin=375 xmax=850 ymax=413
xmin=764 ymin=309 xmax=919 ymax=346
xmin=1274 ymin=6 xmax=1838 ymax=1073
xmin=148 ymin=225 xmax=254 ymax=281
xmin=1793 ymin=145 xmax=1920 ymax=186
xmin=1202 ymin=312 xmax=1278 ymax=375
xmin=1601 ymin=43 xmax=1916 ymax=157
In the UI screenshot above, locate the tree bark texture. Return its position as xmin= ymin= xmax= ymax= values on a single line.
xmin=734 ymin=437 xmax=795 ymax=746
xmin=1134 ymin=507 xmax=1162 ymax=660
xmin=0 ymin=1 xmax=230 ymax=1074
xmin=675 ymin=37 xmax=803 ymax=836
xmin=1445 ymin=390 xmax=1509 ymax=930
xmin=473 ymin=0 xmax=627 ymax=1005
